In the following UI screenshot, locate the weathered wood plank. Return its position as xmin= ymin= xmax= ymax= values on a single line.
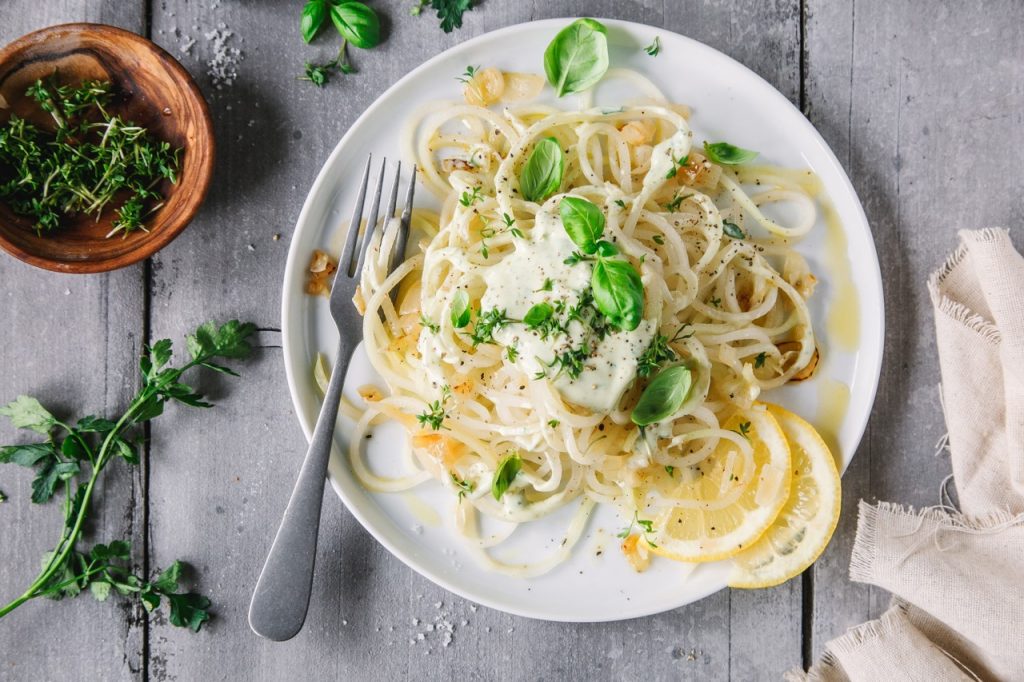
xmin=145 ymin=1 xmax=804 ymax=680
xmin=804 ymin=0 xmax=1024 ymax=662
xmin=0 ymin=6 xmax=146 ymax=681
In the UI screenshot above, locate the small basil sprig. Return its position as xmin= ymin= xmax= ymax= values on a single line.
xmin=299 ymin=1 xmax=380 ymax=86
xmin=519 ymin=137 xmax=564 ymax=203
xmin=543 ymin=18 xmax=610 ymax=97
xmin=492 ymin=452 xmax=522 ymax=500
xmin=559 ymin=196 xmax=645 ymax=331
xmin=631 ymin=365 xmax=693 ymax=426
xmin=703 ymin=141 xmax=758 ymax=165
xmin=450 ymin=290 xmax=471 ymax=328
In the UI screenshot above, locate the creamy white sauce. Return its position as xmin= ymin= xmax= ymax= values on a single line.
xmin=644 ymin=129 xmax=692 ymax=194
xmin=480 ymin=197 xmax=655 ymax=413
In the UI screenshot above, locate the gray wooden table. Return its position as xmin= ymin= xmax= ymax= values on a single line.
xmin=1 ymin=1 xmax=1020 ymax=679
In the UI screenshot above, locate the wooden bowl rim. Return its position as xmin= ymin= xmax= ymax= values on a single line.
xmin=0 ymin=23 xmax=215 ymax=274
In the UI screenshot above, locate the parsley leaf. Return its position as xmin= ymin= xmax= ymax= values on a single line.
xmin=0 ymin=320 xmax=253 ymax=629
xmin=430 ymin=0 xmax=475 ymax=33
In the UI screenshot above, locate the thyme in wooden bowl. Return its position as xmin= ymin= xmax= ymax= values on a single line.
xmin=0 ymin=76 xmax=181 ymax=237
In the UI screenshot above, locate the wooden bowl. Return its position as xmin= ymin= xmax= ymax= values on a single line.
xmin=0 ymin=23 xmax=214 ymax=273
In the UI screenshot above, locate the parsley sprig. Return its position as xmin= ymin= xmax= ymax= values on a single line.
xmin=0 ymin=320 xmax=256 ymax=630
xmin=616 ymin=510 xmax=658 ymax=548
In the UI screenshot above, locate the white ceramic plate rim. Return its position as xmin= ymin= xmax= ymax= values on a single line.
xmin=281 ymin=17 xmax=884 ymax=622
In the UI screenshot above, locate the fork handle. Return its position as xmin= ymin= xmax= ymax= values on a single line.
xmin=249 ymin=336 xmax=351 ymax=641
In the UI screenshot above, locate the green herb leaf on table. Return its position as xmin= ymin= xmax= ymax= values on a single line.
xmin=429 ymin=0 xmax=475 ymax=33
xmin=0 ymin=396 xmax=56 ymax=434
xmin=591 ymin=259 xmax=644 ymax=332
xmin=330 ymin=1 xmax=381 ymax=49
xmin=644 ymin=36 xmax=661 ymax=57
xmin=519 ymin=137 xmax=564 ymax=203
xmin=631 ymin=365 xmax=694 ymax=426
xmin=543 ymin=18 xmax=610 ymax=97
xmin=450 ymin=290 xmax=471 ymax=328
xmin=301 ymin=0 xmax=329 ymax=43
xmin=0 ymin=320 xmax=255 ymax=629
xmin=559 ymin=196 xmax=605 ymax=254
xmin=492 ymin=452 xmax=522 ymax=500
xmin=703 ymin=141 xmax=758 ymax=165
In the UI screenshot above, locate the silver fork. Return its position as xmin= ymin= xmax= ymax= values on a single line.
xmin=249 ymin=156 xmax=416 ymax=642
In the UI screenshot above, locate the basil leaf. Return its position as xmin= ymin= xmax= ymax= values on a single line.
xmin=595 ymin=240 xmax=618 ymax=257
xmin=543 ymin=18 xmax=610 ymax=97
xmin=722 ymin=220 xmax=745 ymax=239
xmin=330 ymin=1 xmax=381 ymax=49
xmin=519 ymin=137 xmax=563 ymax=203
xmin=523 ymin=302 xmax=554 ymax=328
xmin=450 ymin=290 xmax=471 ymax=329
xmin=491 ymin=452 xmax=522 ymax=500
xmin=592 ymin=259 xmax=644 ymax=331
xmin=703 ymin=141 xmax=758 ymax=165
xmin=631 ymin=365 xmax=693 ymax=426
xmin=559 ymin=196 xmax=604 ymax=254
xmin=301 ymin=0 xmax=328 ymax=43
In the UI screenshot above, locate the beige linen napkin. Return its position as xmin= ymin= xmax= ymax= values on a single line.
xmin=787 ymin=228 xmax=1024 ymax=682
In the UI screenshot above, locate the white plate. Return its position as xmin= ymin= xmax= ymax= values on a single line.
xmin=281 ymin=18 xmax=884 ymax=622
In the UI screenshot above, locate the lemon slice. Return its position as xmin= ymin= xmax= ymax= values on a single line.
xmin=645 ymin=404 xmax=792 ymax=563
xmin=728 ymin=404 xmax=841 ymax=588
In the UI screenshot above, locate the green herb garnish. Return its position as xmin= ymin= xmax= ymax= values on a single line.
xmin=754 ymin=351 xmax=767 ymax=369
xmin=519 ymin=137 xmax=564 ymax=202
xmin=631 ymin=364 xmax=694 ymax=426
xmin=722 ymin=220 xmax=745 ymax=239
xmin=558 ymin=196 xmax=645 ymax=331
xmin=450 ymin=290 xmax=471 ymax=328
xmin=420 ymin=314 xmax=440 ymax=334
xmin=665 ymin=154 xmax=689 ymax=179
xmin=417 ymin=385 xmax=452 ymax=431
xmin=0 ymin=320 xmax=256 ymax=629
xmin=468 ymin=308 xmax=512 ymax=346
xmin=491 ymin=452 xmax=522 ymax=500
xmin=616 ymin=511 xmax=658 ymax=547
xmin=703 ymin=141 xmax=758 ymax=165
xmin=644 ymin=37 xmax=661 ymax=57
xmin=450 ymin=471 xmax=475 ymax=501
xmin=459 ymin=185 xmax=483 ymax=206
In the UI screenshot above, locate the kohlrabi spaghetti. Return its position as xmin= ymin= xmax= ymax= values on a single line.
xmin=321 ymin=24 xmax=829 ymax=579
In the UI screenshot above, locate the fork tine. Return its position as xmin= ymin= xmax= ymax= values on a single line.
xmin=388 ymin=164 xmax=417 ymax=280
xmin=384 ymin=160 xmax=401 ymax=227
xmin=340 ymin=154 xmax=373 ymax=278
xmin=355 ymin=160 xmax=389 ymax=279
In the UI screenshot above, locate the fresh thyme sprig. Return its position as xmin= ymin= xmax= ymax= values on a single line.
xmin=0 ymin=76 xmax=181 ymax=237
xmin=0 ymin=320 xmax=256 ymax=630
